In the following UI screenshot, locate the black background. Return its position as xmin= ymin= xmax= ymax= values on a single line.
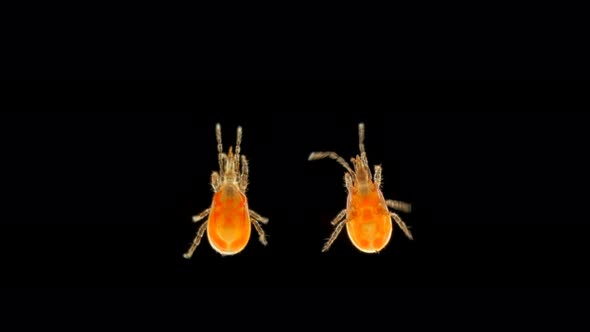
xmin=3 ymin=0 xmax=590 ymax=326
xmin=1 ymin=83 xmax=588 ymax=327
xmin=4 ymin=3 xmax=589 ymax=79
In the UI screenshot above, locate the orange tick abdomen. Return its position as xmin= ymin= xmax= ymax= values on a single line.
xmin=207 ymin=184 xmax=251 ymax=255
xmin=346 ymin=189 xmax=393 ymax=253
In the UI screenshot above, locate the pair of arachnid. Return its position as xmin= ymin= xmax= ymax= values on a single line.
xmin=183 ymin=123 xmax=414 ymax=259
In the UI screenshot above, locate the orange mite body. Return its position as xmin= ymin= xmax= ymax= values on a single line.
xmin=345 ymin=169 xmax=393 ymax=253
xmin=206 ymin=183 xmax=252 ymax=255
xmin=183 ymin=124 xmax=268 ymax=258
xmin=309 ymin=123 xmax=413 ymax=253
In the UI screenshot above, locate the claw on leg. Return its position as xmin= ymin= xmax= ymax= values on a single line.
xmin=322 ymin=219 xmax=347 ymax=252
xmin=330 ymin=209 xmax=347 ymax=226
xmin=183 ymin=221 xmax=209 ymax=259
xmin=192 ymin=208 xmax=211 ymax=223
xmin=252 ymin=219 xmax=268 ymax=246
xmin=249 ymin=209 xmax=269 ymax=224
xmin=390 ymin=212 xmax=413 ymax=240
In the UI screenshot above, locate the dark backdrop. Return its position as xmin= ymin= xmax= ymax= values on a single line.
xmin=1 ymin=82 xmax=588 ymax=327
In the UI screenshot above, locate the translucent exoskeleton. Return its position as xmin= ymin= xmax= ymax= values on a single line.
xmin=183 ymin=123 xmax=269 ymax=258
xmin=309 ymin=123 xmax=413 ymax=253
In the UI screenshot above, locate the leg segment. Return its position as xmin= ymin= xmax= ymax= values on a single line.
xmin=183 ymin=221 xmax=208 ymax=259
xmin=251 ymin=219 xmax=268 ymax=246
xmin=330 ymin=209 xmax=347 ymax=226
xmin=235 ymin=126 xmax=242 ymax=159
xmin=374 ymin=165 xmax=382 ymax=188
xmin=345 ymin=173 xmax=354 ymax=192
xmin=249 ymin=209 xmax=269 ymax=224
xmin=239 ymin=155 xmax=249 ymax=191
xmin=211 ymin=172 xmax=220 ymax=192
xmin=390 ymin=212 xmax=413 ymax=240
xmin=322 ymin=219 xmax=347 ymax=252
xmin=309 ymin=151 xmax=354 ymax=175
xmin=358 ymin=123 xmax=373 ymax=179
xmin=216 ymin=123 xmax=224 ymax=174
xmin=359 ymin=123 xmax=368 ymax=164
xmin=386 ymin=199 xmax=412 ymax=213
xmin=192 ymin=208 xmax=211 ymax=223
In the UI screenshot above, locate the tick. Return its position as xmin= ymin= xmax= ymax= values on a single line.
xmin=309 ymin=123 xmax=413 ymax=253
xmin=183 ymin=123 xmax=269 ymax=258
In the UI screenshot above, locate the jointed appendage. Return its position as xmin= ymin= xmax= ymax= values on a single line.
xmin=309 ymin=151 xmax=354 ymax=175
xmin=330 ymin=209 xmax=347 ymax=226
xmin=374 ymin=165 xmax=382 ymax=188
xmin=192 ymin=208 xmax=211 ymax=223
xmin=390 ymin=212 xmax=413 ymax=240
xmin=359 ymin=123 xmax=368 ymax=166
xmin=344 ymin=173 xmax=354 ymax=192
xmin=233 ymin=126 xmax=243 ymax=171
xmin=356 ymin=123 xmax=372 ymax=179
xmin=386 ymin=199 xmax=412 ymax=213
xmin=183 ymin=221 xmax=209 ymax=259
xmin=249 ymin=209 xmax=269 ymax=224
xmin=235 ymin=126 xmax=242 ymax=158
xmin=251 ymin=219 xmax=268 ymax=245
xmin=216 ymin=123 xmax=224 ymax=173
xmin=322 ymin=219 xmax=347 ymax=252
xmin=240 ymin=155 xmax=249 ymax=191
xmin=211 ymin=172 xmax=220 ymax=191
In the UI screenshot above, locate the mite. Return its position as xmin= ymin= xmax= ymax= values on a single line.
xmin=309 ymin=123 xmax=413 ymax=253
xmin=183 ymin=123 xmax=269 ymax=258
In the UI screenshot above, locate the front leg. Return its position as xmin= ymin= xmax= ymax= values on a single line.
xmin=308 ymin=151 xmax=355 ymax=175
xmin=386 ymin=199 xmax=412 ymax=213
xmin=211 ymin=171 xmax=220 ymax=192
xmin=345 ymin=173 xmax=354 ymax=192
xmin=239 ymin=155 xmax=249 ymax=192
xmin=374 ymin=165 xmax=382 ymax=188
